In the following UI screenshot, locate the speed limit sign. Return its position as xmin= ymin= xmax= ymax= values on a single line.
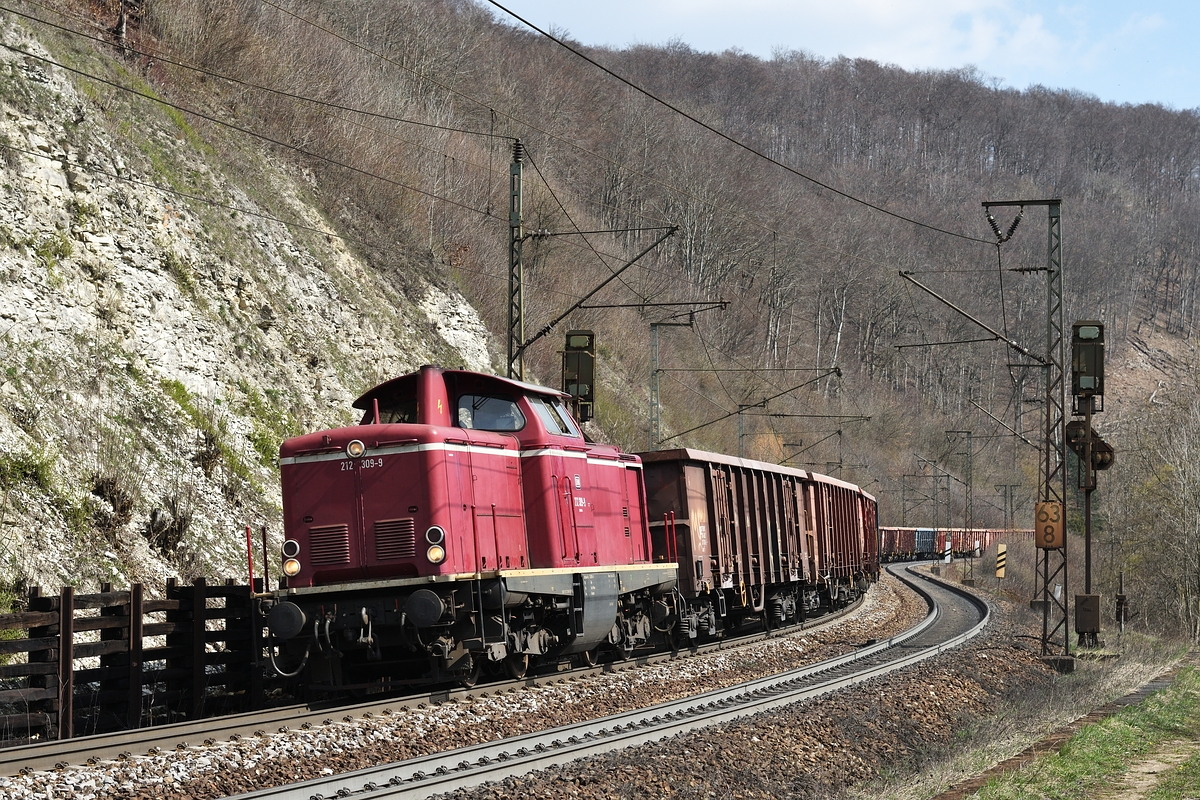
xmin=1035 ymin=501 xmax=1064 ymax=549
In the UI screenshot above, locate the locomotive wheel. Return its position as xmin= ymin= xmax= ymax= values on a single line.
xmin=617 ymin=638 xmax=634 ymax=661
xmin=459 ymin=656 xmax=482 ymax=689
xmin=504 ymin=653 xmax=529 ymax=680
xmin=580 ymin=648 xmax=599 ymax=668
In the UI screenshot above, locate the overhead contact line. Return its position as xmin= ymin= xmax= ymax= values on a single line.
xmin=486 ymin=0 xmax=996 ymax=247
xmin=0 ymin=40 xmax=498 ymax=222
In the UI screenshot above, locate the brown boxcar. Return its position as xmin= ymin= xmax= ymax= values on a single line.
xmin=640 ymin=448 xmax=877 ymax=635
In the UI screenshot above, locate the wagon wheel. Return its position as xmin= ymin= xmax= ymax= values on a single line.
xmin=504 ymin=653 xmax=529 ymax=680
xmin=580 ymin=648 xmax=600 ymax=668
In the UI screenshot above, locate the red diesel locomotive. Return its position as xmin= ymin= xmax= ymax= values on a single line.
xmin=264 ymin=366 xmax=878 ymax=689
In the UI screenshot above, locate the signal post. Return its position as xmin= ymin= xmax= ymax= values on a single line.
xmin=1068 ymin=321 xmax=1113 ymax=648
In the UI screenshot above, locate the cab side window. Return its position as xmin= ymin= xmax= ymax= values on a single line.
xmin=456 ymin=394 xmax=525 ymax=432
xmin=378 ymin=398 xmax=418 ymax=424
xmin=529 ymin=395 xmax=581 ymax=437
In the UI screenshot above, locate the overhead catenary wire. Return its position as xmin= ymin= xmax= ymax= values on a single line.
xmin=485 ymin=0 xmax=995 ymax=247
xmin=3 ymin=0 xmax=850 ymax=340
xmin=5 ymin=2 xmax=948 ymax=468
xmin=248 ymin=0 xmax=944 ymax=279
xmin=6 ymin=0 xmax=510 ymax=141
xmin=0 ymin=41 xmax=498 ymax=221
xmin=0 ymin=46 xmax=722 ymax=346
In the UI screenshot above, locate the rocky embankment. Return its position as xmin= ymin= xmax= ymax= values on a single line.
xmin=0 ymin=17 xmax=492 ymax=591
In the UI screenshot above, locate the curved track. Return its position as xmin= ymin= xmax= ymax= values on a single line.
xmin=0 ymin=587 xmax=867 ymax=776
xmin=223 ymin=565 xmax=986 ymax=800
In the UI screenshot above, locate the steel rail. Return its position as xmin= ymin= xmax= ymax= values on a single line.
xmin=0 ymin=592 xmax=865 ymax=775
xmin=227 ymin=566 xmax=985 ymax=799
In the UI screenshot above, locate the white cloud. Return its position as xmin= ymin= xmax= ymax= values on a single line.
xmin=497 ymin=0 xmax=1199 ymax=107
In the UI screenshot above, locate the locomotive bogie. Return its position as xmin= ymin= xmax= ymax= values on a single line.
xmin=266 ymin=563 xmax=680 ymax=687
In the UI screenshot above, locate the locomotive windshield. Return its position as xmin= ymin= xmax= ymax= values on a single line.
xmin=456 ymin=394 xmax=525 ymax=431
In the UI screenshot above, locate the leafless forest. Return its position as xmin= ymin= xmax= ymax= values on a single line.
xmin=52 ymin=0 xmax=1200 ymax=638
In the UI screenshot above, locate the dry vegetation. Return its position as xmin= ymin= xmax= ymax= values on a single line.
xmin=6 ymin=0 xmax=1200 ymax=639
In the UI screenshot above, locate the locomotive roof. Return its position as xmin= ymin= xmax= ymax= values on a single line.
xmin=641 ymin=447 xmax=872 ymax=498
xmin=352 ymin=366 xmax=569 ymax=410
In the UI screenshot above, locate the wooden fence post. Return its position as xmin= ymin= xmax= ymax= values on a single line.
xmin=249 ymin=578 xmax=264 ymax=710
xmin=127 ymin=584 xmax=143 ymax=728
xmin=57 ymin=587 xmax=74 ymax=740
xmin=190 ymin=578 xmax=206 ymax=719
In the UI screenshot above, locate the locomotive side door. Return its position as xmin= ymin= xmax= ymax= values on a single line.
xmin=438 ymin=434 xmax=483 ymax=574
xmin=620 ymin=464 xmax=651 ymax=564
xmin=452 ymin=392 xmax=531 ymax=572
xmin=562 ymin=448 xmax=597 ymax=565
xmin=551 ymin=455 xmax=583 ymax=566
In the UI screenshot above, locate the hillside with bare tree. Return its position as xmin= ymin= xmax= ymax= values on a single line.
xmin=1 ymin=0 xmax=1198 ymax=636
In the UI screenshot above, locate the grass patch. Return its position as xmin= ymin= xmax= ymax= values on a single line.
xmin=161 ymin=378 xmax=259 ymax=490
xmin=237 ymin=382 xmax=300 ymax=466
xmin=974 ymin=666 xmax=1200 ymax=799
xmin=162 ymin=250 xmax=200 ymax=300
xmin=0 ymin=582 xmax=26 ymax=666
xmin=0 ymin=450 xmax=53 ymax=492
xmin=34 ymin=231 xmax=73 ymax=271
xmin=1147 ymin=751 xmax=1200 ymax=800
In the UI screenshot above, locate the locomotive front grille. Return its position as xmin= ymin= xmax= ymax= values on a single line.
xmin=309 ymin=524 xmax=351 ymax=565
xmin=375 ymin=518 xmax=417 ymax=560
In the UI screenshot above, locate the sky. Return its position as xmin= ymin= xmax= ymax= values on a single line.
xmin=490 ymin=1 xmax=1200 ymax=111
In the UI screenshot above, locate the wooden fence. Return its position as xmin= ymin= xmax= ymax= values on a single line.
xmin=0 ymin=578 xmax=270 ymax=745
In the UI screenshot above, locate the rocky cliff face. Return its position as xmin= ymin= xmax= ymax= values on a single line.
xmin=0 ymin=19 xmax=495 ymax=593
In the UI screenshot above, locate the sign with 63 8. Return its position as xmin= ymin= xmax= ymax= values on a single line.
xmin=1035 ymin=501 xmax=1064 ymax=549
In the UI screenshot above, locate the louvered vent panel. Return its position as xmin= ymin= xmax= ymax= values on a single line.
xmin=309 ymin=524 xmax=350 ymax=565
xmin=375 ymin=518 xmax=417 ymax=560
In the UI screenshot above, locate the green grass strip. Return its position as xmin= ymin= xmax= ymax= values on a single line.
xmin=974 ymin=666 xmax=1200 ymax=799
xmin=1146 ymin=752 xmax=1200 ymax=800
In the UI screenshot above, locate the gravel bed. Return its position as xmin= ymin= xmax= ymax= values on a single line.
xmin=434 ymin=589 xmax=1053 ymax=800
xmin=0 ymin=575 xmax=935 ymax=800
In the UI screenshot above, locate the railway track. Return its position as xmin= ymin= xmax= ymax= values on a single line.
xmin=222 ymin=564 xmax=984 ymax=800
xmin=0 ymin=587 xmax=866 ymax=777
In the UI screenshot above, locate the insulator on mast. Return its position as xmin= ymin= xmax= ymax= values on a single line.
xmin=986 ymin=207 xmax=1024 ymax=243
xmin=1006 ymin=208 xmax=1024 ymax=240
xmin=986 ymin=213 xmax=1003 ymax=239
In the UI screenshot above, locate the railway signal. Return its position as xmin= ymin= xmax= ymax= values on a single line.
xmin=1065 ymin=420 xmax=1114 ymax=472
xmin=1071 ymin=321 xmax=1104 ymax=412
xmin=562 ymin=330 xmax=596 ymax=422
xmin=1070 ymin=320 xmax=1112 ymax=650
xmin=995 ymin=543 xmax=1007 ymax=579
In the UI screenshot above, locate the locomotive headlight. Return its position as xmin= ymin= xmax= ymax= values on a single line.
xmin=282 ymin=558 xmax=302 ymax=577
xmin=426 ymin=544 xmax=446 ymax=564
xmin=281 ymin=539 xmax=301 ymax=558
xmin=425 ymin=526 xmax=445 ymax=545
xmin=346 ymin=439 xmax=366 ymax=458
